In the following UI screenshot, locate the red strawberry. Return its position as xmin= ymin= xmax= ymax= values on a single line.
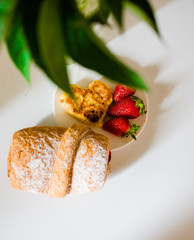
xmin=114 ymin=84 xmax=136 ymax=102
xmin=103 ymin=117 xmax=140 ymax=140
xmin=108 ymin=96 xmax=146 ymax=119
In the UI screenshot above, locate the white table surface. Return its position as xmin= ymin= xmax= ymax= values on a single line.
xmin=1 ymin=0 xmax=194 ymax=239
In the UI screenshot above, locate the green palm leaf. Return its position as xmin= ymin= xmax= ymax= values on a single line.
xmin=38 ymin=0 xmax=72 ymax=96
xmin=0 ymin=0 xmax=18 ymax=42
xmin=6 ymin=15 xmax=31 ymax=83
xmin=59 ymin=0 xmax=148 ymax=90
xmin=125 ymin=0 xmax=159 ymax=34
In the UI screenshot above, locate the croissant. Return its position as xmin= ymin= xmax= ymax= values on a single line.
xmin=8 ymin=124 xmax=110 ymax=198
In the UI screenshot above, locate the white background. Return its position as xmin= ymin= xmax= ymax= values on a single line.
xmin=1 ymin=0 xmax=194 ymax=239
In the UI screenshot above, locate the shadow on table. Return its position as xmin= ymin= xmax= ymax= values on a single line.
xmin=110 ymin=56 xmax=174 ymax=175
xmin=0 ymin=45 xmax=45 ymax=109
xmin=96 ymin=0 xmax=174 ymax=44
xmin=37 ymin=113 xmax=57 ymax=126
xmin=162 ymin=218 xmax=194 ymax=240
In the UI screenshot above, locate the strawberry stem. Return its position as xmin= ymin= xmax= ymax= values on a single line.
xmin=130 ymin=96 xmax=146 ymax=115
xmin=121 ymin=122 xmax=140 ymax=140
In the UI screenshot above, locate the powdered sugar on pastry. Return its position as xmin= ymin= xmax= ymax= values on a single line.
xmin=49 ymin=124 xmax=92 ymax=198
xmin=8 ymin=125 xmax=110 ymax=198
xmin=9 ymin=127 xmax=66 ymax=194
xmin=69 ymin=132 xmax=109 ymax=194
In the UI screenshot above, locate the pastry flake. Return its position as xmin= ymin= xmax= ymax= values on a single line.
xmin=60 ymin=80 xmax=113 ymax=127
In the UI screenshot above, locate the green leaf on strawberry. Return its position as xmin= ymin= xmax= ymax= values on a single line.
xmin=130 ymin=96 xmax=146 ymax=115
xmin=121 ymin=122 xmax=140 ymax=140
xmin=103 ymin=116 xmax=140 ymax=140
